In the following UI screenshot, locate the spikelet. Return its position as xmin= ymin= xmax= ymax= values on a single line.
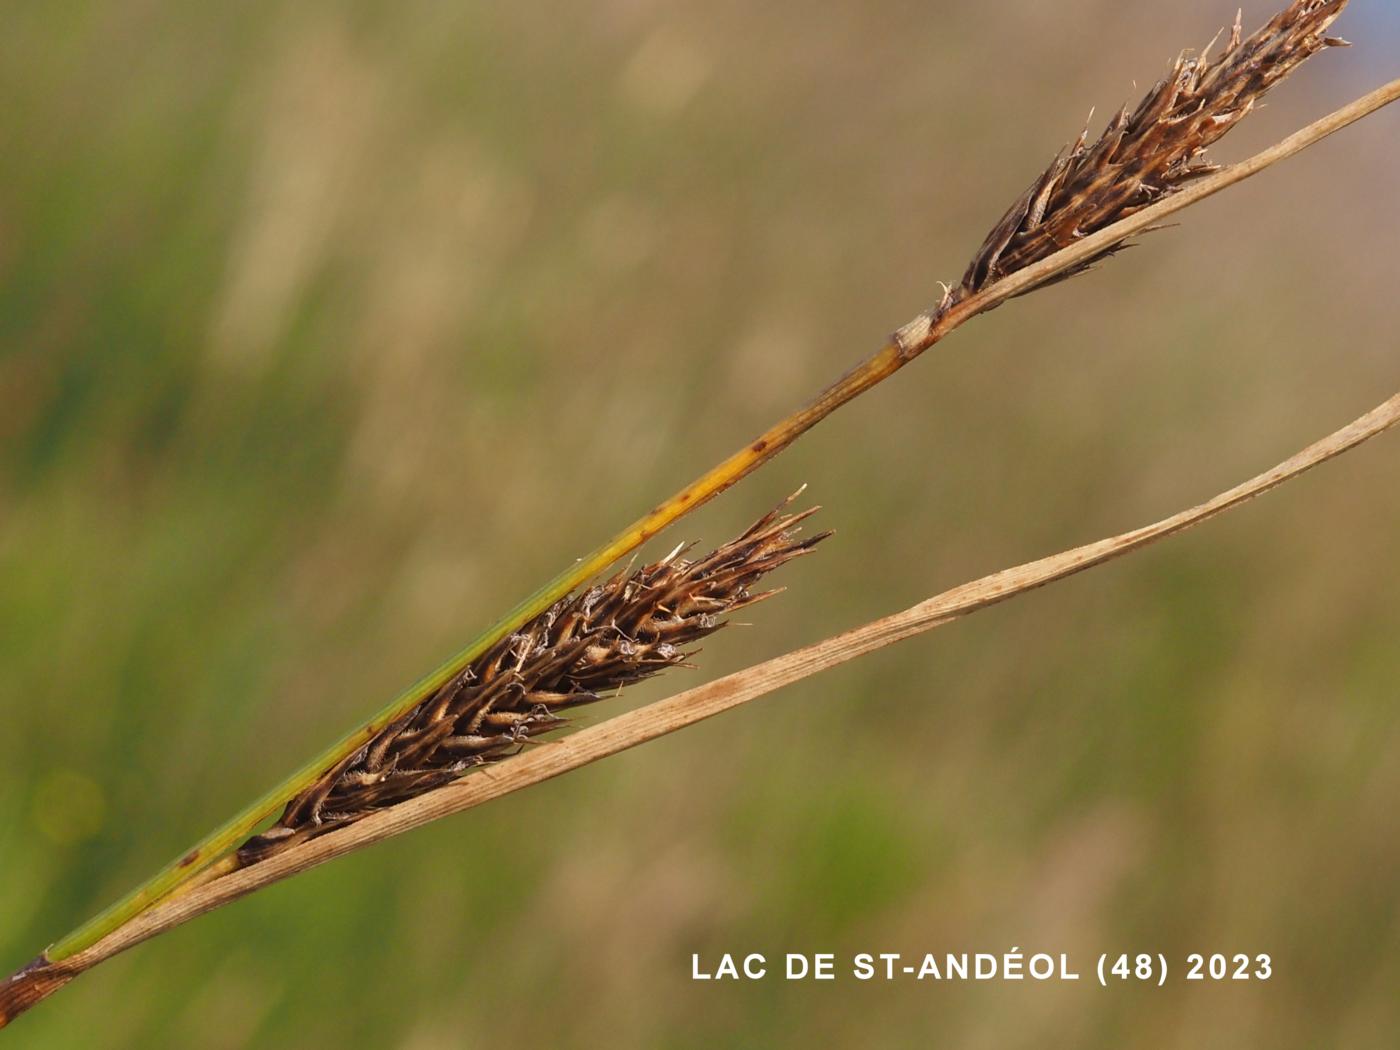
xmin=952 ymin=0 xmax=1349 ymax=305
xmin=238 ymin=498 xmax=828 ymax=863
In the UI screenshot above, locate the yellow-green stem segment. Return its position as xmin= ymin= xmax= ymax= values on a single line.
xmin=46 ymin=325 xmax=951 ymax=963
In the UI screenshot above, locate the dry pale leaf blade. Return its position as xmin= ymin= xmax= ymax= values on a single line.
xmin=9 ymin=391 xmax=1395 ymax=1024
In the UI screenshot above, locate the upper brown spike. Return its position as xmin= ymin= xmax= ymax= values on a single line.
xmin=952 ymin=0 xmax=1349 ymax=306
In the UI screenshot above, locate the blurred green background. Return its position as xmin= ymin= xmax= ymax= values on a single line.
xmin=2 ymin=1 xmax=1398 ymax=1046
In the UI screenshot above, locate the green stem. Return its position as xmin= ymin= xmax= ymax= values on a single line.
xmin=46 ymin=331 xmax=948 ymax=963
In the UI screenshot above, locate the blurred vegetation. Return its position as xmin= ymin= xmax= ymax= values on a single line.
xmin=2 ymin=1 xmax=1398 ymax=1047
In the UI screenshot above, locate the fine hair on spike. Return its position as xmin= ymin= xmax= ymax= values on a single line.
xmin=951 ymin=0 xmax=1349 ymax=306
xmin=236 ymin=497 xmax=829 ymax=865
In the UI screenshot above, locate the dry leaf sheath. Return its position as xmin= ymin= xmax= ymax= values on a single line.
xmin=239 ymin=500 xmax=827 ymax=864
xmin=5 ymin=0 xmax=1393 ymax=1030
xmin=14 ymin=389 xmax=1400 ymax=1024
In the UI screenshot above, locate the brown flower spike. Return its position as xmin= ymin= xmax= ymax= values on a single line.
xmin=954 ymin=0 xmax=1349 ymax=304
xmin=238 ymin=498 xmax=828 ymax=863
